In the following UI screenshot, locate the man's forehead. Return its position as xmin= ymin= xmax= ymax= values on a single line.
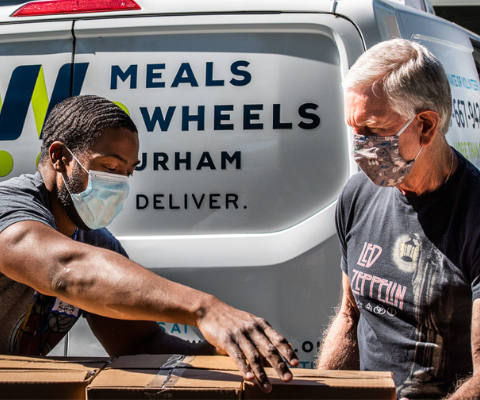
xmin=93 ymin=127 xmax=138 ymax=144
xmin=85 ymin=127 xmax=139 ymax=161
xmin=345 ymin=89 xmax=396 ymax=124
xmin=345 ymin=87 xmax=388 ymax=108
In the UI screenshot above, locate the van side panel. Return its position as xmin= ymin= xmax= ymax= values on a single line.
xmin=68 ymin=13 xmax=364 ymax=364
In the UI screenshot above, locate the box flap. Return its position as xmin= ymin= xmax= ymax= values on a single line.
xmin=88 ymin=367 xmax=243 ymax=400
xmin=0 ymin=355 xmax=109 ymax=371
xmin=89 ymin=367 xmax=243 ymax=389
xmin=88 ymin=369 xmax=162 ymax=388
xmin=163 ymin=368 xmax=243 ymax=389
xmin=243 ymin=369 xmax=396 ymax=399
xmin=108 ymin=354 xmax=238 ymax=371
xmin=107 ymin=354 xmax=173 ymax=370
xmin=259 ymin=367 xmax=394 ymax=382
xmin=288 ymin=368 xmax=393 ymax=380
xmin=0 ymin=369 xmax=94 ymax=383
xmin=252 ymin=374 xmax=396 ymax=389
xmin=177 ymin=355 xmax=238 ymax=371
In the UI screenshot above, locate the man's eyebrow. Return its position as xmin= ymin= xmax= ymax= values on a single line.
xmin=103 ymin=153 xmax=141 ymax=166
xmin=364 ymin=117 xmax=381 ymax=126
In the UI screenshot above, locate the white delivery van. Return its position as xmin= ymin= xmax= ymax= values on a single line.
xmin=0 ymin=0 xmax=479 ymax=367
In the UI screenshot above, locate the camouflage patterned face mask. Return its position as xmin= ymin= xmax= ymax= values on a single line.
xmin=352 ymin=117 xmax=422 ymax=187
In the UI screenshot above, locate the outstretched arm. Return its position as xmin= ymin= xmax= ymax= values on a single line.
xmin=445 ymin=298 xmax=480 ymax=400
xmin=316 ymin=272 xmax=360 ymax=370
xmin=0 ymin=220 xmax=298 ymax=392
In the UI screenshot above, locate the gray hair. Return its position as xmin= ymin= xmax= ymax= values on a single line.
xmin=344 ymin=39 xmax=452 ymax=136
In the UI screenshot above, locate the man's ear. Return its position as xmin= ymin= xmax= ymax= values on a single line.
xmin=417 ymin=110 xmax=440 ymax=147
xmin=49 ymin=142 xmax=70 ymax=173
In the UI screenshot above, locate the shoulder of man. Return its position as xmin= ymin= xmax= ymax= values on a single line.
xmin=453 ymin=151 xmax=480 ymax=226
xmin=339 ymin=171 xmax=377 ymax=204
xmin=0 ymin=172 xmax=56 ymax=234
xmin=451 ymin=151 xmax=480 ymax=206
xmin=335 ymin=171 xmax=380 ymax=233
xmin=460 ymin=151 xmax=480 ymax=185
xmin=0 ymin=171 xmax=46 ymax=195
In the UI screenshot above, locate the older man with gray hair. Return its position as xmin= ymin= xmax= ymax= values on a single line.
xmin=316 ymin=39 xmax=480 ymax=399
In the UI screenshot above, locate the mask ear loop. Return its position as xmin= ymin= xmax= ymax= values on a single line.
xmin=413 ymin=146 xmax=423 ymax=161
xmin=396 ymin=116 xmax=423 ymax=161
xmin=395 ymin=117 xmax=415 ymax=137
xmin=64 ymin=146 xmax=89 ymax=174
xmin=62 ymin=146 xmax=89 ymax=195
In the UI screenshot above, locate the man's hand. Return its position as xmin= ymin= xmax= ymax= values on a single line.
xmin=196 ymin=295 xmax=299 ymax=393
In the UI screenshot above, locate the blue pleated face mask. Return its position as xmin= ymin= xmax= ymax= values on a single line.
xmin=62 ymin=148 xmax=130 ymax=230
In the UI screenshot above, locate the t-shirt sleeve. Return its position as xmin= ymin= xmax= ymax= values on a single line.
xmin=335 ymin=187 xmax=349 ymax=275
xmin=0 ymin=176 xmax=56 ymax=234
xmin=471 ymin=248 xmax=480 ymax=301
xmin=335 ymin=172 xmax=369 ymax=276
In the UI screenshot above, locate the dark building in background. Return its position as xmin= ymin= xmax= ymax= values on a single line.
xmin=433 ymin=3 xmax=480 ymax=36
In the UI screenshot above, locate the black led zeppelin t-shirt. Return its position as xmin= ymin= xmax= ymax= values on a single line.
xmin=336 ymin=150 xmax=480 ymax=399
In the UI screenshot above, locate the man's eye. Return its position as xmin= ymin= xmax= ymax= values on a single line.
xmin=366 ymin=128 xmax=384 ymax=136
xmin=363 ymin=127 xmax=376 ymax=135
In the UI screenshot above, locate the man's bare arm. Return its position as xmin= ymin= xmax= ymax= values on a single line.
xmin=0 ymin=221 xmax=298 ymax=391
xmin=445 ymin=299 xmax=480 ymax=400
xmin=316 ymin=272 xmax=360 ymax=370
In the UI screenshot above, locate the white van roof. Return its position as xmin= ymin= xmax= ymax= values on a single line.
xmin=0 ymin=0 xmax=434 ymax=23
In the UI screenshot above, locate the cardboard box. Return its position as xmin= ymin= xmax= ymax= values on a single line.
xmin=107 ymin=354 xmax=238 ymax=371
xmin=243 ymin=367 xmax=396 ymax=399
xmin=88 ymin=354 xmax=395 ymax=399
xmin=0 ymin=355 xmax=109 ymax=400
xmin=87 ymin=354 xmax=243 ymax=399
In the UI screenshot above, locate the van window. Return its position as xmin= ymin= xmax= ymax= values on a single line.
xmin=470 ymin=39 xmax=480 ymax=80
xmin=74 ymin=16 xmax=356 ymax=236
xmin=406 ymin=0 xmax=426 ymax=12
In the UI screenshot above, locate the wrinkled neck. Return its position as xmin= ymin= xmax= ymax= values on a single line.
xmin=397 ymin=143 xmax=455 ymax=196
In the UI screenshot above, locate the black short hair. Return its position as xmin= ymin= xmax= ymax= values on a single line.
xmin=40 ymin=95 xmax=137 ymax=163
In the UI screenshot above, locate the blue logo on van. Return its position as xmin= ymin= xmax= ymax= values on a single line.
xmin=0 ymin=63 xmax=89 ymax=141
